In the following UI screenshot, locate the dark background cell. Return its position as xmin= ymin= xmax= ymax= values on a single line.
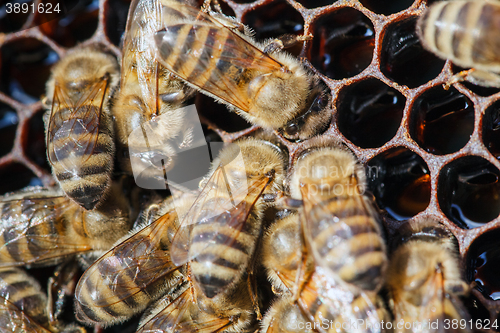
xmin=0 ymin=162 xmax=42 ymax=194
xmin=438 ymin=157 xmax=500 ymax=229
xmin=483 ymin=101 xmax=500 ymax=160
xmin=242 ymin=0 xmax=304 ymax=57
xmin=410 ymin=86 xmax=474 ymax=155
xmin=0 ymin=39 xmax=58 ymax=104
xmin=380 ymin=17 xmax=445 ymax=88
xmin=337 ymin=78 xmax=405 ymax=148
xmin=38 ymin=0 xmax=98 ymax=47
xmin=360 ymin=0 xmax=414 ymax=15
xmin=0 ymin=103 xmax=17 ymax=157
xmin=309 ymin=7 xmax=374 ymax=79
xmin=467 ymin=229 xmax=500 ymax=301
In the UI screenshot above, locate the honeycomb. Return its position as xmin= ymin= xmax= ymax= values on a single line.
xmin=0 ymin=0 xmax=500 ymax=331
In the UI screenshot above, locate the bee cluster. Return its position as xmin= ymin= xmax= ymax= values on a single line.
xmin=0 ymin=0 xmax=499 ymax=332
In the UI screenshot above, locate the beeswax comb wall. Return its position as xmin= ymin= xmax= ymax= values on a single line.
xmin=0 ymin=0 xmax=499 ymax=330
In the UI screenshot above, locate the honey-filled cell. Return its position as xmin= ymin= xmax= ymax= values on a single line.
xmin=467 ymin=229 xmax=500 ymax=301
xmin=309 ymin=7 xmax=374 ymax=80
xmin=438 ymin=156 xmax=500 ymax=229
xmin=410 ymin=86 xmax=474 ymax=155
xmin=337 ymin=78 xmax=405 ymax=148
xmin=0 ymin=38 xmax=59 ymax=104
xmin=380 ymin=17 xmax=445 ymax=88
xmin=367 ymin=147 xmax=431 ymax=221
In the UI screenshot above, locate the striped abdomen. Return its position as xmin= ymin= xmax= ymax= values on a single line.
xmin=0 ymin=197 xmax=68 ymax=267
xmin=308 ymin=195 xmax=387 ymax=291
xmin=190 ymin=200 xmax=261 ymax=299
xmin=417 ymin=1 xmax=500 ymax=70
xmin=48 ymin=105 xmax=114 ymax=210
xmin=156 ymin=23 xmax=266 ymax=98
xmin=75 ymin=237 xmax=183 ymax=325
xmin=0 ymin=267 xmax=48 ymax=326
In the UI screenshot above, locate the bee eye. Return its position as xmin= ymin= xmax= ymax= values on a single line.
xmin=309 ymin=94 xmax=327 ymax=113
xmin=285 ymin=123 xmax=299 ymax=136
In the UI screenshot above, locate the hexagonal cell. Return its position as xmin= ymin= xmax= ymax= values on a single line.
xmin=337 ymin=78 xmax=405 ymax=148
xmin=0 ymin=163 xmax=43 ymax=195
xmin=195 ymin=94 xmax=251 ymax=133
xmin=37 ymin=0 xmax=98 ymax=47
xmin=359 ymin=0 xmax=414 ymax=15
xmin=410 ymin=86 xmax=474 ymax=155
xmin=0 ymin=1 xmax=30 ymax=32
xmin=104 ymin=0 xmax=130 ymax=46
xmin=0 ymin=38 xmax=59 ymax=104
xmin=438 ymin=157 xmax=500 ymax=229
xmin=309 ymin=7 xmax=374 ymax=80
xmin=467 ymin=228 xmax=500 ymax=301
xmin=242 ymin=0 xmax=304 ymax=57
xmin=367 ymin=147 xmax=431 ymax=221
xmin=483 ymin=101 xmax=500 ymax=159
xmin=380 ymin=17 xmax=445 ymax=88
xmin=25 ymin=109 xmax=50 ymax=173
xmin=0 ymin=103 xmax=18 ymax=158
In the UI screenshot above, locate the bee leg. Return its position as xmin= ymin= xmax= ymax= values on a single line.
xmin=443 ymin=68 xmax=476 ymax=90
xmin=263 ymin=34 xmax=313 ymax=54
xmin=247 ymin=233 xmax=263 ymax=320
xmin=246 ymin=271 xmax=262 ymax=320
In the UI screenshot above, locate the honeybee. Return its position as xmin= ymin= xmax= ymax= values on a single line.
xmin=74 ymin=195 xmax=190 ymax=326
xmin=261 ymin=213 xmax=389 ymax=333
xmin=0 ymin=267 xmax=85 ymax=332
xmin=113 ymin=0 xmax=196 ymax=180
xmin=170 ymin=138 xmax=285 ymax=311
xmin=44 ymin=46 xmax=119 ymax=210
xmin=154 ymin=0 xmax=331 ymax=141
xmin=0 ymin=181 xmax=131 ymax=268
xmin=137 ymin=279 xmax=254 ymax=333
xmin=386 ymin=218 xmax=471 ymax=333
xmin=416 ymin=0 xmax=500 ymax=88
xmin=288 ymin=141 xmax=387 ymax=291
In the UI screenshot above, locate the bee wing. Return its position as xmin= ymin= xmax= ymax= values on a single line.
xmin=46 ymin=76 xmax=109 ymax=172
xmin=170 ymin=162 xmax=270 ymax=266
xmin=0 ymin=296 xmax=50 ymax=333
xmin=393 ymin=272 xmax=471 ymax=333
xmin=300 ymin=184 xmax=383 ymax=284
xmin=155 ymin=1 xmax=284 ymax=113
xmin=121 ymin=0 xmax=162 ymax=115
xmin=310 ymin=272 xmax=385 ymax=333
xmin=75 ymin=211 xmax=180 ymax=308
xmin=0 ymin=197 xmax=92 ymax=267
xmin=138 ymin=287 xmax=232 ymax=333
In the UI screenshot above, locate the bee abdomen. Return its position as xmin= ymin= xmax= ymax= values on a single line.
xmin=418 ymin=1 xmax=500 ymax=67
xmin=52 ymin=136 xmax=114 ymax=210
xmin=0 ymin=268 xmax=48 ymax=325
xmin=190 ymin=224 xmax=252 ymax=298
xmin=311 ymin=201 xmax=387 ymax=291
